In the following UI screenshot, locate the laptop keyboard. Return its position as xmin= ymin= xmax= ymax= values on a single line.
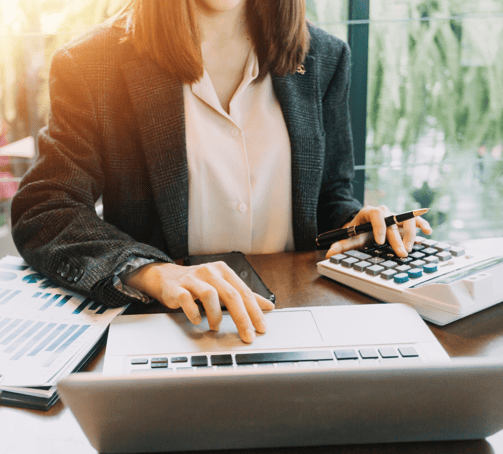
xmin=127 ymin=345 xmax=423 ymax=373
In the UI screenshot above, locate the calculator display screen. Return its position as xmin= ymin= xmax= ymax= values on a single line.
xmin=411 ymin=256 xmax=503 ymax=288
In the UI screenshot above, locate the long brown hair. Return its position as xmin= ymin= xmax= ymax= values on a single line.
xmin=116 ymin=0 xmax=310 ymax=83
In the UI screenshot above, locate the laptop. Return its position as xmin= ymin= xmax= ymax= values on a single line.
xmin=58 ymin=304 xmax=503 ymax=453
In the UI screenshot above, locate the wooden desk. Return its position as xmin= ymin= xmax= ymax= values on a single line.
xmin=2 ymin=249 xmax=503 ymax=454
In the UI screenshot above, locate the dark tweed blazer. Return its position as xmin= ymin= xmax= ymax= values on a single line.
xmin=11 ymin=22 xmax=362 ymax=308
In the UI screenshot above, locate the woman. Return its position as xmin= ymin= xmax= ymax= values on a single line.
xmin=11 ymin=0 xmax=431 ymax=343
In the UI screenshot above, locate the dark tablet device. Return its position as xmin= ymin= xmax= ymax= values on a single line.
xmin=183 ymin=251 xmax=275 ymax=303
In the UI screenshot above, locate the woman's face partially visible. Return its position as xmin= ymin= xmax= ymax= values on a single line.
xmin=195 ymin=0 xmax=246 ymax=14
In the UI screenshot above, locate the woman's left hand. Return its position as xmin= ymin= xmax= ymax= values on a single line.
xmin=326 ymin=205 xmax=432 ymax=259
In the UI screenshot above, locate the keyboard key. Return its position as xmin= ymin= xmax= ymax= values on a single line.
xmin=235 ymin=350 xmax=333 ymax=365
xmin=366 ymin=265 xmax=385 ymax=276
xmin=211 ymin=354 xmax=233 ymax=366
xmin=171 ymin=356 xmax=188 ymax=363
xmin=191 ymin=355 xmax=209 ymax=367
xmin=379 ymin=347 xmax=399 ymax=358
xmin=398 ymin=347 xmax=419 ymax=357
xmin=329 ymin=254 xmax=347 ymax=265
xmin=359 ymin=348 xmax=379 ymax=359
xmin=334 ymin=349 xmax=359 ymax=360
xmin=408 ymin=268 xmax=423 ymax=279
xmin=344 ymin=250 xmax=372 ymax=261
xmin=353 ymin=261 xmax=371 ymax=272
xmin=381 ymin=269 xmax=397 ymax=280
xmin=342 ymin=257 xmax=360 ymax=268
xmin=394 ymin=273 xmax=409 ymax=284
xmin=450 ymin=246 xmax=465 ymax=257
xmin=131 ymin=358 xmax=148 ymax=365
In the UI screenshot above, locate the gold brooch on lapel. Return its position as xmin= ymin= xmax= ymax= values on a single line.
xmin=296 ymin=64 xmax=306 ymax=75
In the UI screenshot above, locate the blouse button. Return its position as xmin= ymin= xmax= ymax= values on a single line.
xmin=238 ymin=203 xmax=248 ymax=213
xmin=231 ymin=128 xmax=240 ymax=138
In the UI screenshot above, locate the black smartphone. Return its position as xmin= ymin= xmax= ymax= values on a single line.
xmin=183 ymin=251 xmax=275 ymax=304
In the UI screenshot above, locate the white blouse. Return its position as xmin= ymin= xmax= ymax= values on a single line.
xmin=184 ymin=50 xmax=294 ymax=255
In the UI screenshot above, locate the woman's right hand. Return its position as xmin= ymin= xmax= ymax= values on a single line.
xmin=122 ymin=261 xmax=274 ymax=344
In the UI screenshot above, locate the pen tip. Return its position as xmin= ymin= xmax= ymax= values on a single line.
xmin=414 ymin=208 xmax=429 ymax=216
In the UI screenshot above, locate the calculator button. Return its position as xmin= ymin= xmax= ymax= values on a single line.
xmin=381 ymin=269 xmax=397 ymax=280
xmin=359 ymin=348 xmax=379 ymax=359
xmin=411 ymin=244 xmax=425 ymax=252
xmin=434 ymin=243 xmax=451 ymax=251
xmin=330 ymin=254 xmax=347 ymax=265
xmin=334 ymin=349 xmax=359 ymax=360
xmin=151 ymin=363 xmax=168 ymax=369
xmin=344 ymin=250 xmax=372 ymax=261
xmin=415 ymin=237 xmax=426 ymax=244
xmin=410 ymin=252 xmax=426 ymax=260
xmin=424 ymin=255 xmax=439 ymax=264
xmin=366 ymin=265 xmax=385 ymax=276
xmin=353 ymin=261 xmax=371 ymax=272
xmin=408 ymin=268 xmax=423 ymax=279
xmin=151 ymin=357 xmax=168 ymax=363
xmin=394 ymin=257 xmax=413 ymax=265
xmin=379 ymin=347 xmax=399 ymax=358
xmin=394 ymin=273 xmax=409 ymax=284
xmin=381 ymin=260 xmax=398 ymax=270
xmin=368 ymin=257 xmax=385 ymax=265
xmin=422 ymin=247 xmax=438 ymax=255
xmin=399 ymin=347 xmax=419 ymax=357
xmin=422 ymin=239 xmax=438 ymax=247
xmin=423 ymin=263 xmax=438 ymax=273
xmin=450 ymin=246 xmax=465 ymax=257
xmin=395 ymin=265 xmax=411 ymax=273
xmin=342 ymin=257 xmax=360 ymax=268
xmin=436 ymin=251 xmax=452 ymax=262
xmin=131 ymin=358 xmax=148 ymax=365
xmin=410 ymin=259 xmax=426 ymax=269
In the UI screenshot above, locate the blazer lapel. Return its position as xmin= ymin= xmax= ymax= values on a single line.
xmin=272 ymin=55 xmax=324 ymax=250
xmin=122 ymin=58 xmax=189 ymax=259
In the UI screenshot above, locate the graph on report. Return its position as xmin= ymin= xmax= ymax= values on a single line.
xmin=0 ymin=256 xmax=126 ymax=387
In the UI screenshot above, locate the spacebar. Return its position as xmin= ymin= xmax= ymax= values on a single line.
xmin=235 ymin=351 xmax=332 ymax=365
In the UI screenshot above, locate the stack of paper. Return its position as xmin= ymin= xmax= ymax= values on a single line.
xmin=0 ymin=256 xmax=126 ymax=409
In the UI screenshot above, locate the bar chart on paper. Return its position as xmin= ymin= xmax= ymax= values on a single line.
xmin=0 ymin=256 xmax=126 ymax=388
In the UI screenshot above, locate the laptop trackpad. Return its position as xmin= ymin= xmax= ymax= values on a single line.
xmin=106 ymin=310 xmax=323 ymax=356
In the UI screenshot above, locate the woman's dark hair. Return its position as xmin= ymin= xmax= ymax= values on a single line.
xmin=116 ymin=0 xmax=310 ymax=83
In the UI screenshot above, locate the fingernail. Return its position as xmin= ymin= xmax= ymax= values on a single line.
xmin=243 ymin=328 xmax=255 ymax=343
xmin=398 ymin=247 xmax=407 ymax=257
xmin=194 ymin=315 xmax=202 ymax=325
xmin=376 ymin=235 xmax=385 ymax=244
xmin=211 ymin=322 xmax=221 ymax=332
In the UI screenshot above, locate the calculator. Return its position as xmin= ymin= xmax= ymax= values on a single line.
xmin=317 ymin=237 xmax=503 ymax=325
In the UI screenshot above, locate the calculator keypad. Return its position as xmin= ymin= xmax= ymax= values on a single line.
xmin=328 ymin=238 xmax=465 ymax=286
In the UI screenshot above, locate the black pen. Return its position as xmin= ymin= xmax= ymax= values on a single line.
xmin=316 ymin=208 xmax=429 ymax=247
